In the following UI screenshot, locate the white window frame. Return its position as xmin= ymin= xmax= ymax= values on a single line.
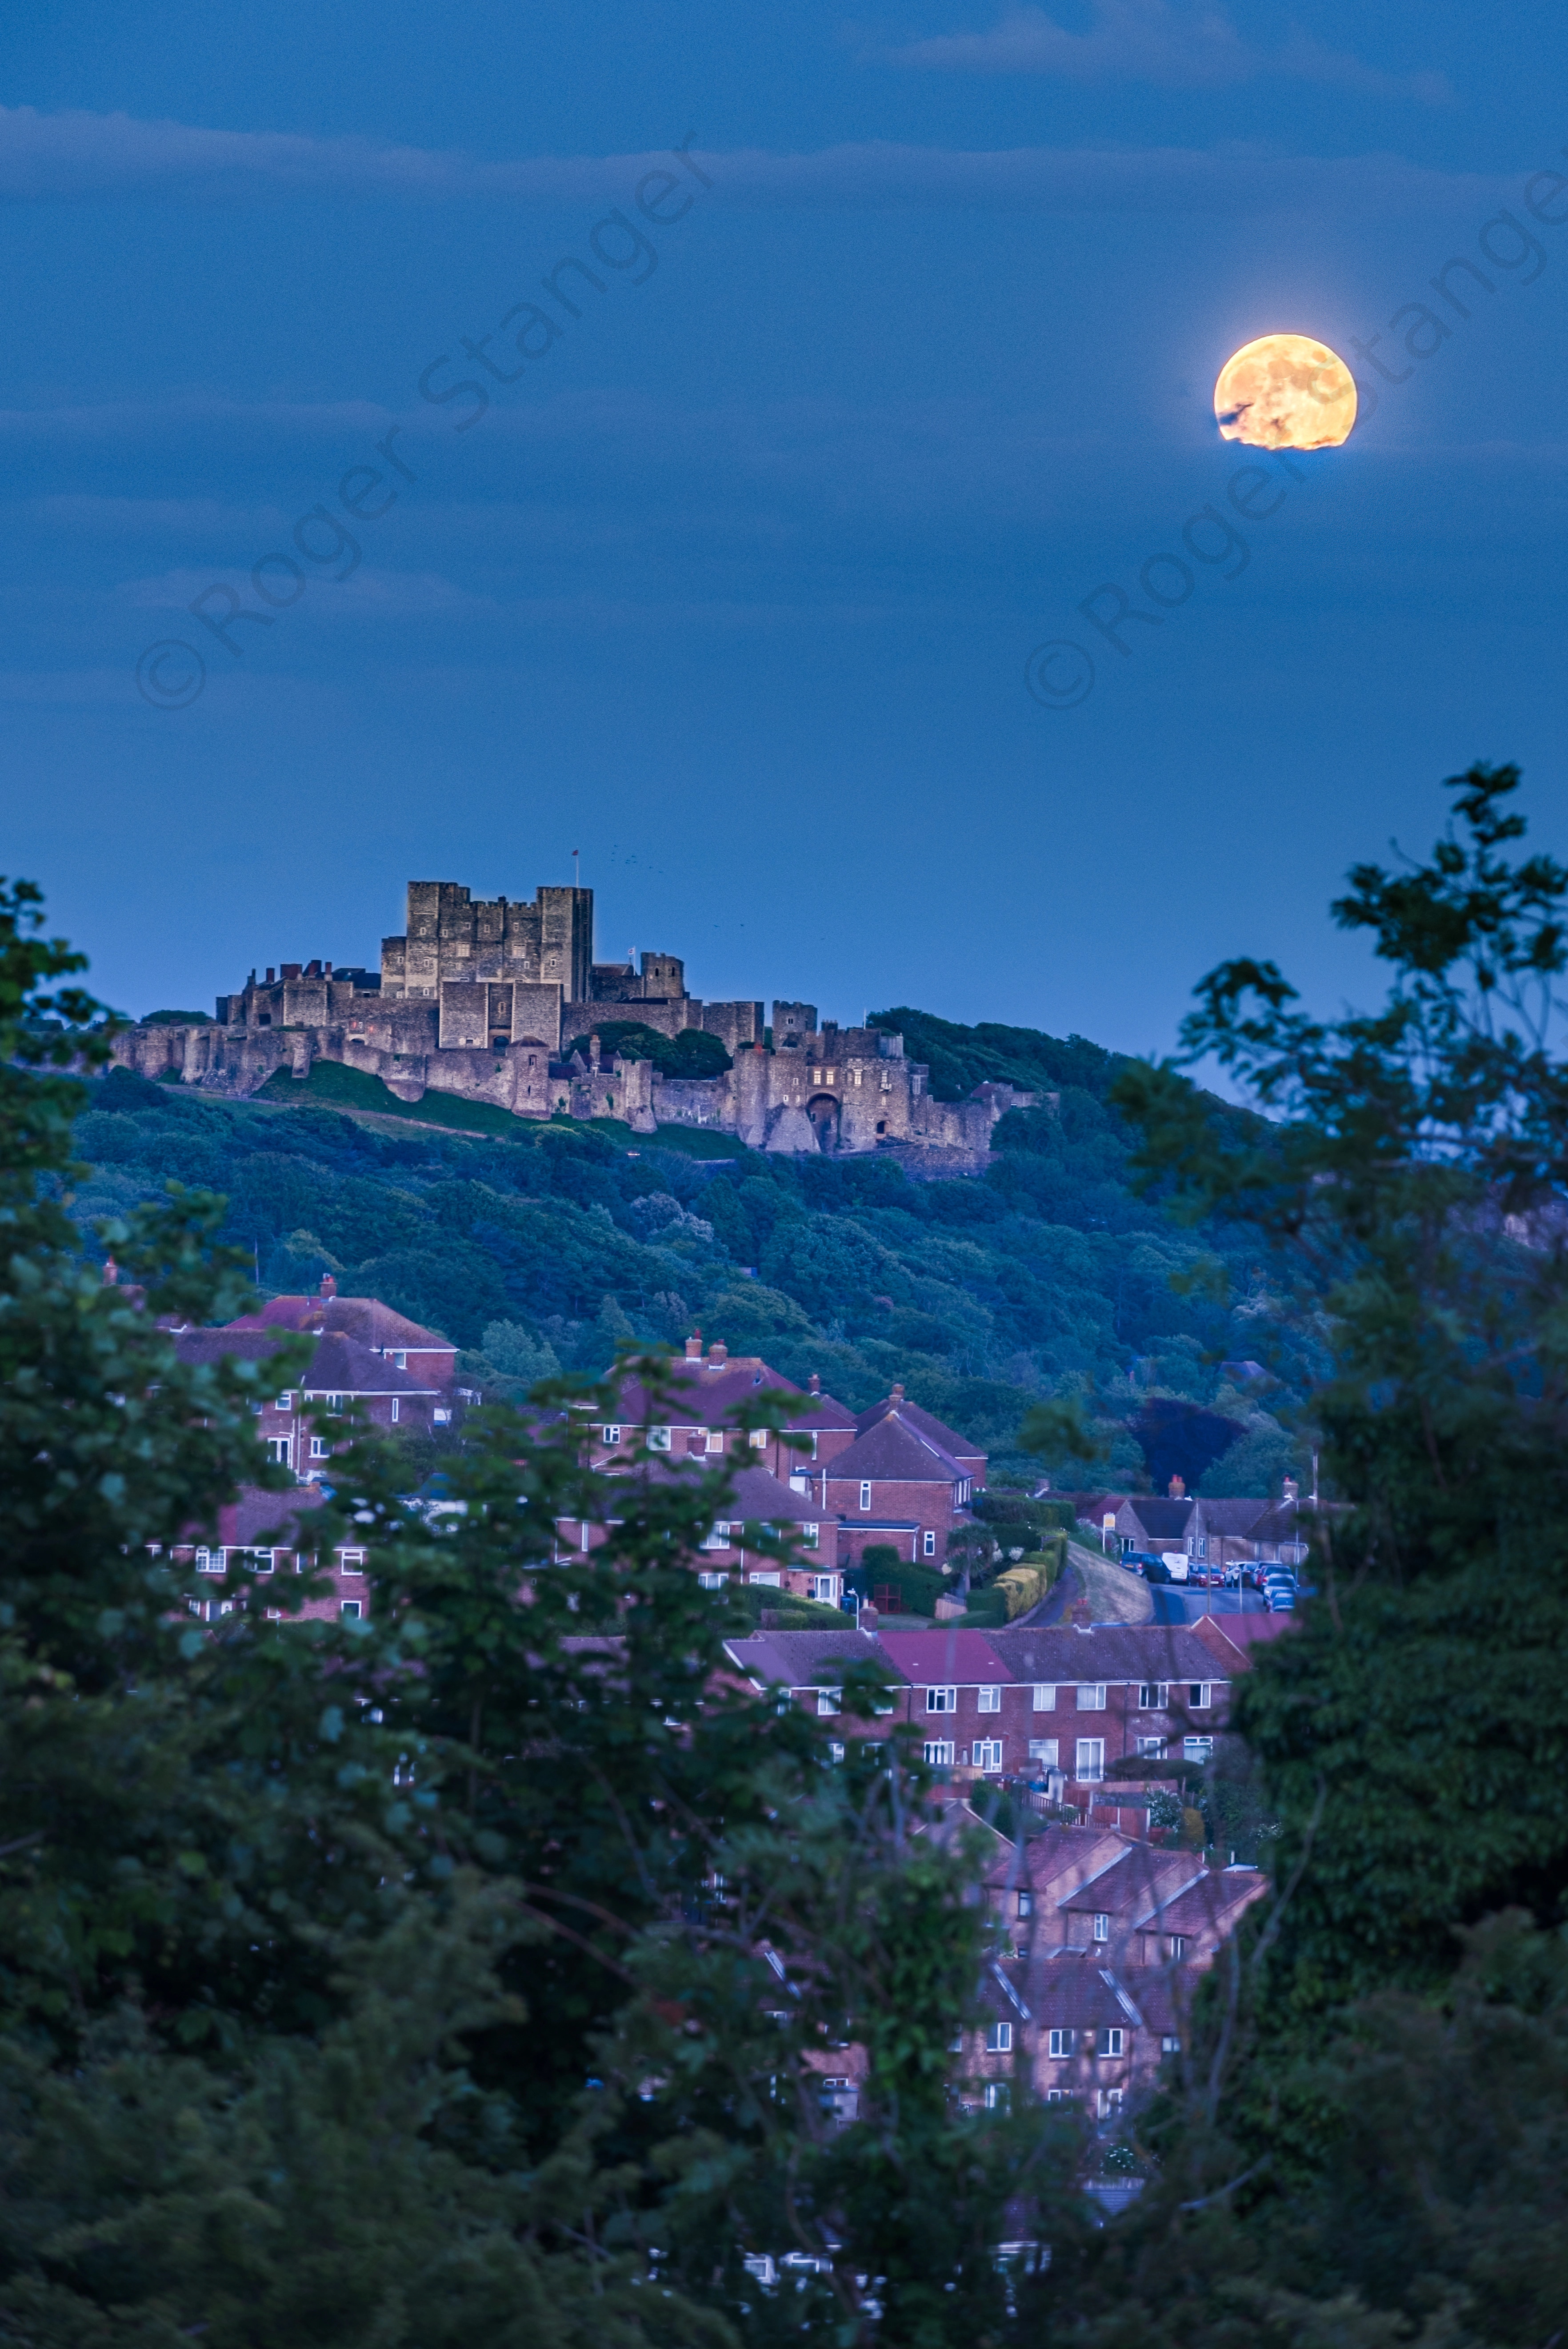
xmin=1028 ymin=1738 xmax=1059 ymax=1765
xmin=265 ymin=1436 xmax=292 ymax=1465
xmin=807 ymin=1575 xmax=836 ymax=1602
xmin=1161 ymin=2034 xmax=1181 ymax=2054
xmin=973 ymin=1739 xmax=1004 ymax=1774
xmin=983 ymin=2082 xmax=1009 ymax=2110
xmin=1138 ymin=1682 xmax=1169 ymax=1708
xmin=748 ymin=1570 xmax=781 ymax=1587
xmin=338 ymin=1549 xmax=365 ymax=1577
xmin=1100 ymin=2027 xmax=1124 ymax=2057
xmin=977 ymin=1685 xmax=1001 ymax=1713
xmin=1189 ymin=1683 xmax=1212 ymax=1709
xmin=701 ymin=1524 xmax=732 ymax=1551
xmin=1076 ymin=1739 xmax=1106 ymax=1783
xmin=1183 ymin=1735 xmax=1214 ymax=1763
xmin=859 ymin=1481 xmax=872 ymax=1511
xmin=648 ymin=1425 xmax=672 ymax=1452
xmin=1077 ymin=1683 xmax=1108 ymax=1711
xmin=923 ymin=1529 xmax=936 ymax=1557
xmin=1136 ymin=1736 xmax=1168 ymax=1760
xmin=926 ymin=1686 xmax=957 ymax=1713
xmin=390 ymin=1397 xmax=400 ymax=1424
xmin=924 ymin=1739 xmax=955 ymax=1767
xmin=696 ymin=1570 xmax=728 ymax=1589
xmin=816 ymin=1688 xmax=841 ymax=1717
xmin=1048 ymin=2028 xmax=1072 ymax=2059
xmin=802 ymin=1523 xmax=820 ymax=1549
xmin=1092 ymin=1912 xmax=1110 ymax=1943
xmin=1032 ymin=1683 xmax=1056 ymax=1711
xmin=984 ymin=2021 xmax=1013 ymax=2052
xmin=1016 ymin=1889 xmax=1033 ymax=1917
xmin=705 ymin=1430 xmax=724 ymax=1452
xmin=1098 ymin=2088 xmax=1124 ymax=2118
xmin=310 ymin=1436 xmax=329 ymax=1459
xmin=275 ymin=1392 xmax=294 ymax=1410
xmin=196 ymin=1546 xmax=223 ymax=1575
xmin=604 ymin=1424 xmax=621 ymax=1446
xmin=340 ymin=1599 xmax=363 ymax=1620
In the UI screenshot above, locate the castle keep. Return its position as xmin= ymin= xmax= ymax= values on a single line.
xmin=112 ymin=878 xmax=1033 ymax=1159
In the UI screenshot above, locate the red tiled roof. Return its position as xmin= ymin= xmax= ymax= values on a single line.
xmin=229 ymin=1295 xmax=455 ymax=1355
xmin=876 ymin=1626 xmax=1012 ymax=1684
xmin=856 ymin=1392 xmax=985 ymax=1466
xmin=824 ymin=1411 xmax=967 ymax=1486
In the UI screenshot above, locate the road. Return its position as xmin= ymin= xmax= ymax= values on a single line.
xmin=1148 ymin=1585 xmax=1268 ymax=1625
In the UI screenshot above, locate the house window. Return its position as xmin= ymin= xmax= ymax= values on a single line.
xmin=1092 ymin=1913 xmax=1110 ymax=1943
xmin=983 ymin=2082 xmax=1009 ymax=2111
xmin=1161 ymin=2034 xmax=1181 ymax=2054
xmin=924 ymin=1740 xmax=955 ymax=1767
xmin=1048 ymin=2028 xmax=1074 ymax=2058
xmin=1032 ymin=1684 xmax=1055 ymax=1711
xmin=1076 ymin=1739 xmax=1106 ymax=1783
xmin=1182 ymin=1736 xmax=1214 ymax=1763
xmin=1028 ymin=1739 xmax=1059 ymax=1765
xmin=1166 ymin=1934 xmax=1188 ymax=1961
xmin=265 ymin=1437 xmax=291 ymax=1464
xmin=433 ymin=1407 xmax=451 ymax=1425
xmin=973 ymin=1739 xmax=1004 ymax=1773
xmin=604 ymin=1424 xmax=621 ymax=1446
xmin=394 ymin=1352 xmax=407 ymax=1369
xmin=648 ymin=1426 xmax=672 ymax=1452
xmin=977 ymin=1685 xmax=1001 ymax=1713
xmin=701 ymin=1524 xmax=732 ymax=1551
xmin=1016 ymin=1890 xmax=1033 ymax=1917
xmin=1100 ymin=2028 xmax=1124 ymax=2057
xmin=310 ymin=1437 xmax=329 ymax=1459
xmin=808 ymin=1575 xmax=836 ymax=1602
xmin=1190 ymin=1684 xmax=1212 ymax=1709
xmin=1136 ymin=1736 xmax=1168 ymax=1760
xmin=323 ymin=1393 xmax=344 ymax=1416
xmin=749 ymin=1428 xmax=768 ymax=1448
xmin=390 ymin=1398 xmax=399 ymax=1424
xmin=1046 ymin=2089 xmax=1069 ymax=2104
xmin=196 ymin=1547 xmax=223 ymax=1574
xmin=339 ymin=1550 xmax=365 ymax=1576
xmin=816 ymin=1688 xmax=841 ymax=1717
xmin=706 ymin=1430 xmax=724 ymax=1452
xmin=926 ymin=1687 xmax=957 ymax=1713
xmin=923 ymin=1530 xmax=936 ymax=1557
xmin=1077 ymin=1683 xmax=1107 ymax=1711
xmin=696 ymin=1571 xmax=728 ymax=1589
xmin=859 ymin=1482 xmax=872 ymax=1511
xmin=984 ymin=2022 xmax=1013 ymax=2052
xmin=341 ymin=1600 xmax=362 ymax=1620
xmin=1099 ymin=2088 xmax=1124 ymax=2118
xmin=276 ymin=1393 xmax=294 ymax=1410
xmin=802 ymin=1523 xmax=820 ymax=1549
xmin=748 ymin=1571 xmax=781 ymax=1587
xmin=1139 ymin=1683 xmax=1169 ymax=1708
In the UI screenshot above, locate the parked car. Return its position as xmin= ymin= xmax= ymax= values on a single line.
xmin=1140 ymin=1557 xmax=1173 ymax=1584
xmin=1266 ymin=1586 xmax=1296 ymax=1611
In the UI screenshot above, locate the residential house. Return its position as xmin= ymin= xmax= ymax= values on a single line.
xmin=854 ymin=1384 xmax=988 ymax=1482
xmin=171 ymin=1324 xmax=446 ymax=1477
xmin=163 ymin=1482 xmax=373 ymax=1627
xmin=224 ymin=1275 xmax=459 ymax=1390
xmin=822 ymin=1409 xmax=977 ymax=1569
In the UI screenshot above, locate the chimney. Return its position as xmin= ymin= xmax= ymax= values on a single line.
xmin=709 ymin=1342 xmax=728 ymax=1366
xmin=1281 ymin=1476 xmax=1299 ymax=1503
xmin=265 ymin=968 xmax=275 ymax=984
xmin=808 ymin=1374 xmax=821 ymax=1395
xmin=319 ymin=1273 xmax=337 ymax=1298
xmin=685 ymin=1336 xmax=703 ymax=1360
xmin=102 ymin=1255 xmax=118 ymax=1285
xmin=589 ymin=1032 xmax=601 ymax=1071
xmin=890 ymin=1383 xmax=904 ymax=1403
xmin=1168 ymin=1474 xmax=1186 ymax=1499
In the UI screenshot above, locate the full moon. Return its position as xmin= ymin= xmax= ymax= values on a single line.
xmin=1213 ymin=333 xmax=1357 ymax=451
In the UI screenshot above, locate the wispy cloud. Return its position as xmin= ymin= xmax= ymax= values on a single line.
xmin=879 ymin=0 xmax=1450 ymax=100
xmin=0 ymin=104 xmax=1489 ymax=216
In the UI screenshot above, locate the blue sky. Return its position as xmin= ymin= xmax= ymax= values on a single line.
xmin=5 ymin=0 xmax=1567 ymax=1053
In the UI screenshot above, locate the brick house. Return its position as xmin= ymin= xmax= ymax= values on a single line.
xmin=724 ymin=1623 xmax=1230 ymax=1803
xmin=163 ymin=1483 xmax=373 ymax=1627
xmin=171 ymin=1324 xmax=446 ymax=1478
xmin=974 ymin=1822 xmax=1268 ymax=2120
xmin=224 ymin=1275 xmax=458 ymax=1390
xmin=588 ymin=1339 xmax=824 ymax=1487
xmin=559 ymin=1461 xmax=842 ymax=1603
xmin=823 ymin=1409 xmax=976 ymax=1569
xmin=854 ymin=1384 xmax=988 ymax=1482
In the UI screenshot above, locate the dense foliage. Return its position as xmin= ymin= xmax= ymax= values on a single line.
xmin=1043 ymin=763 xmax=1568 ymax=2345
xmin=0 ymin=874 xmax=1084 ymax=2345
xmin=77 ymin=1019 xmax=1317 ymax=1494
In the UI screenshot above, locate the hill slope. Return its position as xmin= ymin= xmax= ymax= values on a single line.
xmin=68 ymin=1010 xmax=1315 ymax=1491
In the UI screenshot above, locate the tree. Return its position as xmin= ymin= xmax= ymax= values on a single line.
xmin=1043 ymin=764 xmax=1568 ymax=2343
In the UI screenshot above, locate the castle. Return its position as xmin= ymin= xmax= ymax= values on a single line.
xmin=110 ymin=878 xmax=1035 ymax=1159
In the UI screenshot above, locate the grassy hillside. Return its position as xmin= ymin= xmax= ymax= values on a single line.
xmin=67 ymin=1012 xmax=1317 ymax=1491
